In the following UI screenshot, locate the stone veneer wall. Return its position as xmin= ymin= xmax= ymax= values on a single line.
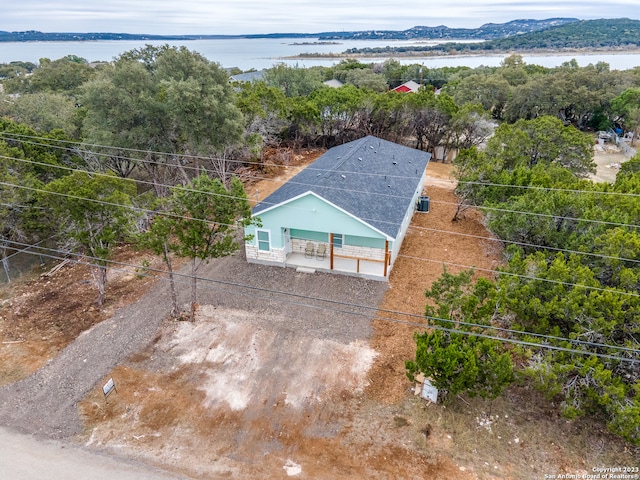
xmin=291 ymin=238 xmax=308 ymax=253
xmin=245 ymin=244 xmax=286 ymax=264
xmin=336 ymin=244 xmax=386 ymax=262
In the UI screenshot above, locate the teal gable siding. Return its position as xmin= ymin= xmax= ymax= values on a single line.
xmin=344 ymin=234 xmax=386 ymax=249
xmin=287 ymin=231 xmax=387 ymax=249
xmin=290 ymin=229 xmax=328 ymax=243
xmin=245 ymin=192 xmax=388 ymax=248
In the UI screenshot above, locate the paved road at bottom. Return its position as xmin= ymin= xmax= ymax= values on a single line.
xmin=0 ymin=427 xmax=183 ymax=480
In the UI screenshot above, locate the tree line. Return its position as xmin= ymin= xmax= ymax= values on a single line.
xmin=343 ymin=18 xmax=640 ymax=55
xmin=409 ymin=117 xmax=640 ymax=445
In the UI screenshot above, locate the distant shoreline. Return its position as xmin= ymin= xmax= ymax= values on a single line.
xmin=284 ymin=46 xmax=640 ymax=61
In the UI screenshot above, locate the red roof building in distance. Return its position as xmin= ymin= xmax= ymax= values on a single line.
xmin=392 ymin=80 xmax=421 ymax=93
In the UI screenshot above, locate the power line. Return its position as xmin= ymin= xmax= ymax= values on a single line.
xmin=8 ymin=150 xmax=640 ymax=246
xmin=4 ymin=177 xmax=640 ymax=299
xmin=457 ymin=180 xmax=640 ymax=198
xmin=4 ymin=238 xmax=636 ymax=362
xmin=5 ymin=161 xmax=640 ymax=285
xmin=6 ymin=134 xmax=640 ymax=233
xmin=398 ymin=253 xmax=640 ymax=298
xmin=7 ymin=151 xmax=640 ymax=250
xmin=0 ymin=131 xmax=425 ymax=182
xmin=429 ymin=198 xmax=640 ymax=230
xmin=5 ymin=131 xmax=639 ymax=199
xmin=406 ymin=224 xmax=640 ymax=266
xmin=0 ymin=154 xmax=256 ymax=215
xmin=2 ymin=153 xmax=418 ymax=205
xmin=4 ymin=237 xmax=638 ymax=363
xmin=0 ymin=180 xmax=246 ymax=231
xmin=5 ymin=137 xmax=640 ymax=304
xmin=6 ymin=133 xmax=640 ymax=228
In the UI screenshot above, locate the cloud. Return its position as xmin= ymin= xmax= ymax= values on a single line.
xmin=3 ymin=0 xmax=640 ymax=35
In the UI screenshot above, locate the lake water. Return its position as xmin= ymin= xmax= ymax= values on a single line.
xmin=1 ymin=37 xmax=640 ymax=71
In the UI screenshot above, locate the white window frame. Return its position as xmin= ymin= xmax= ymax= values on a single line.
xmin=256 ymin=229 xmax=271 ymax=252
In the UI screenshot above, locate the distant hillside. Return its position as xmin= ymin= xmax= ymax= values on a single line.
xmin=341 ymin=18 xmax=640 ymax=55
xmin=317 ymin=18 xmax=579 ymax=40
xmin=0 ymin=31 xmax=314 ymax=42
xmin=480 ymin=17 xmax=640 ymax=49
xmin=0 ymin=18 xmax=579 ymax=43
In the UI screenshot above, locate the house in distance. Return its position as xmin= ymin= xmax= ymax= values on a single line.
xmin=244 ymin=136 xmax=431 ymax=280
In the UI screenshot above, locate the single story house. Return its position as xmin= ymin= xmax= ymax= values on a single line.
xmin=244 ymin=136 xmax=431 ymax=281
xmin=229 ymin=70 xmax=265 ymax=83
xmin=392 ymin=80 xmax=421 ymax=93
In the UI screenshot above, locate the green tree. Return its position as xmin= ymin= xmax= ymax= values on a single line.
xmin=330 ymin=59 xmax=371 ymax=82
xmin=0 ymin=118 xmax=78 ymax=182
xmin=407 ymin=330 xmax=514 ymax=401
xmin=452 ymin=73 xmax=511 ymax=120
xmin=308 ymin=85 xmax=369 ymax=145
xmin=617 ymin=153 xmax=640 ymax=179
xmin=499 ymin=54 xmax=529 ymax=86
xmin=43 ymin=172 xmax=138 ymax=305
xmin=0 ymin=92 xmax=80 ymax=137
xmin=447 ymin=103 xmax=494 ymax=151
xmin=343 ymin=69 xmax=388 ymax=92
xmin=137 ymin=205 xmax=181 ymax=317
xmin=365 ymin=91 xmax=412 ymax=141
xmin=501 ymin=250 xmax=640 ymax=443
xmin=4 ymin=56 xmax=94 ymax=95
xmin=282 ymin=96 xmax=320 ymax=148
xmin=406 ymin=268 xmax=514 ymax=401
xmin=0 ymin=141 xmax=45 ymax=280
xmin=163 ymin=174 xmax=253 ymax=320
xmin=485 ymin=116 xmax=595 ymax=176
xmin=612 ymin=88 xmax=640 ymax=141
xmin=448 ymin=101 xmax=640 ymax=443
xmin=380 ymin=58 xmax=406 ymax=89
xmin=235 ymin=80 xmax=288 ymax=146
xmin=80 ymin=45 xmax=244 ymax=195
xmin=263 ymin=63 xmax=324 ymax=97
xmin=0 ymin=61 xmax=36 ymax=80
xmin=408 ymin=89 xmax=453 ymax=153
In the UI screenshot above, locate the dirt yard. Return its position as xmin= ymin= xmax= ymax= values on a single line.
xmin=0 ymin=152 xmax=637 ymax=479
xmin=591 ymin=142 xmax=635 ymax=182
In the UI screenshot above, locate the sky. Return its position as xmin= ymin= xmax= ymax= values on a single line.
xmin=3 ymin=0 xmax=639 ymax=35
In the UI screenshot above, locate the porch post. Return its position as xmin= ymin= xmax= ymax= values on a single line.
xmin=329 ymin=233 xmax=334 ymax=270
xmin=383 ymin=240 xmax=389 ymax=277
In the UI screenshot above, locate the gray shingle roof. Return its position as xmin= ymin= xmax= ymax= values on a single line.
xmin=229 ymin=70 xmax=265 ymax=83
xmin=253 ymin=136 xmax=431 ymax=239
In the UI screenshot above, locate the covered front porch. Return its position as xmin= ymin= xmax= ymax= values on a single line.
xmin=245 ymin=220 xmax=394 ymax=281
xmin=283 ymin=250 xmax=388 ymax=280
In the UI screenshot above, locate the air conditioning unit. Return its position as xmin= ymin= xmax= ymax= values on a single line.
xmin=417 ymin=196 xmax=430 ymax=212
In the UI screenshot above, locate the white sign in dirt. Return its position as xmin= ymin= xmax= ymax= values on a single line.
xmin=102 ymin=377 xmax=117 ymax=403
xmin=420 ymin=379 xmax=439 ymax=404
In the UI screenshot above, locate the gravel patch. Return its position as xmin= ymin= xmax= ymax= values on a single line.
xmin=0 ymin=249 xmax=387 ymax=439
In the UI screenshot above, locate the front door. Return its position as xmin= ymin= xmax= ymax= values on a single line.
xmin=283 ymin=228 xmax=292 ymax=256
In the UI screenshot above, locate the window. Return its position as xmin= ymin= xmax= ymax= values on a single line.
xmin=333 ymin=233 xmax=343 ymax=248
xmin=257 ymin=230 xmax=270 ymax=251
